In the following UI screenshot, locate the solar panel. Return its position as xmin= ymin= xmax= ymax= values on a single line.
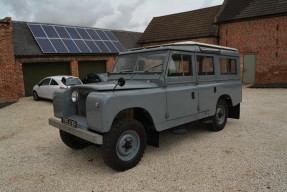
xmin=54 ymin=26 xmax=70 ymax=38
xmin=50 ymin=39 xmax=69 ymax=52
xmin=104 ymin=41 xmax=119 ymax=53
xmin=86 ymin=29 xmax=101 ymax=40
xmin=104 ymin=30 xmax=118 ymax=41
xmin=66 ymin=27 xmax=81 ymax=39
xmin=42 ymin=25 xmax=59 ymax=38
xmin=95 ymin=30 xmax=109 ymax=40
xmin=62 ymin=39 xmax=80 ymax=52
xmin=36 ymin=38 xmax=56 ymax=53
xmin=76 ymin=28 xmax=91 ymax=40
xmin=85 ymin=40 xmax=101 ymax=52
xmin=113 ymin=41 xmax=125 ymax=52
xmin=74 ymin=40 xmax=91 ymax=52
xmin=27 ymin=23 xmax=125 ymax=54
xmin=94 ymin=41 xmax=110 ymax=52
xmin=28 ymin=24 xmax=46 ymax=37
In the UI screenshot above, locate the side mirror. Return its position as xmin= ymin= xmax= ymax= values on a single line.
xmin=113 ymin=77 xmax=125 ymax=91
xmin=117 ymin=77 xmax=125 ymax=87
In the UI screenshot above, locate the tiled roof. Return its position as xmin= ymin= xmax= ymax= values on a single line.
xmin=138 ymin=5 xmax=221 ymax=44
xmin=217 ymin=0 xmax=287 ymax=23
xmin=12 ymin=21 xmax=141 ymax=56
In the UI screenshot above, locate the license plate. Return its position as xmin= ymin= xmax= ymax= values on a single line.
xmin=62 ymin=117 xmax=77 ymax=128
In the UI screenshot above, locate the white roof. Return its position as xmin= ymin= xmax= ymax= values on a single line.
xmin=169 ymin=41 xmax=237 ymax=51
xmin=46 ymin=75 xmax=79 ymax=80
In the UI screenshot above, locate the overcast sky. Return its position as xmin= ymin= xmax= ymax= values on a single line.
xmin=0 ymin=0 xmax=224 ymax=32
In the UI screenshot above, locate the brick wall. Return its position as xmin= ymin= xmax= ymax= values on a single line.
xmin=140 ymin=37 xmax=218 ymax=47
xmin=219 ymin=15 xmax=287 ymax=84
xmin=0 ymin=17 xmax=21 ymax=103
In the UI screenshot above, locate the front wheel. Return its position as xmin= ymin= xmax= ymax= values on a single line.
xmin=210 ymin=99 xmax=228 ymax=131
xmin=102 ymin=119 xmax=147 ymax=171
xmin=33 ymin=91 xmax=40 ymax=101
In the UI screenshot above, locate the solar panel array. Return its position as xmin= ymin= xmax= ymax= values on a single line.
xmin=27 ymin=24 xmax=125 ymax=54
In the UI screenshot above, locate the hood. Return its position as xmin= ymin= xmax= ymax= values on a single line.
xmin=72 ymin=80 xmax=159 ymax=91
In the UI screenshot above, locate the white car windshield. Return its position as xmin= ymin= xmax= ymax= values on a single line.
xmin=112 ymin=51 xmax=167 ymax=73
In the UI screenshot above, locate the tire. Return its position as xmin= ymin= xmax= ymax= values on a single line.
xmin=33 ymin=91 xmax=40 ymax=101
xmin=210 ymin=99 xmax=228 ymax=131
xmin=59 ymin=130 xmax=89 ymax=149
xmin=102 ymin=119 xmax=147 ymax=171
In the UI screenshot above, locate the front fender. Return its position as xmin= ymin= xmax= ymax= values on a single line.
xmin=86 ymin=88 xmax=166 ymax=133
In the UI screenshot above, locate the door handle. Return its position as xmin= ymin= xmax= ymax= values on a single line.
xmin=214 ymin=87 xmax=217 ymax=93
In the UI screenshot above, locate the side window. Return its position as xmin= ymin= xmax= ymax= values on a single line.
xmin=220 ymin=58 xmax=237 ymax=75
xmin=50 ymin=79 xmax=58 ymax=85
xmin=39 ymin=78 xmax=51 ymax=86
xmin=168 ymin=54 xmax=192 ymax=76
xmin=196 ymin=55 xmax=214 ymax=75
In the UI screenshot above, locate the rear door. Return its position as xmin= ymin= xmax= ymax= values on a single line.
xmin=195 ymin=54 xmax=218 ymax=113
xmin=165 ymin=51 xmax=198 ymax=120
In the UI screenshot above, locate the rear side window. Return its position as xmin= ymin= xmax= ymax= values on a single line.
xmin=50 ymin=79 xmax=58 ymax=85
xmin=196 ymin=55 xmax=214 ymax=75
xmin=220 ymin=58 xmax=237 ymax=75
xmin=168 ymin=54 xmax=192 ymax=76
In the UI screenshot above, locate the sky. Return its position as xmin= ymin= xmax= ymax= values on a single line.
xmin=0 ymin=0 xmax=224 ymax=32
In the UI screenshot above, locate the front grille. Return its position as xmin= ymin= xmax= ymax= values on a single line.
xmin=75 ymin=88 xmax=93 ymax=116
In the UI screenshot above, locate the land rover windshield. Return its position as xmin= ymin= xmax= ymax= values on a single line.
xmin=112 ymin=51 xmax=167 ymax=73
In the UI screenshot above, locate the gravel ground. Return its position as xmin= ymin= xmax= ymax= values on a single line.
xmin=0 ymin=87 xmax=287 ymax=192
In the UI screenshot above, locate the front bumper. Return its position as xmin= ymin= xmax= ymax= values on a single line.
xmin=49 ymin=118 xmax=103 ymax=145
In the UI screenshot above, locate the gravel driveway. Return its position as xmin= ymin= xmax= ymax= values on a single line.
xmin=0 ymin=87 xmax=286 ymax=192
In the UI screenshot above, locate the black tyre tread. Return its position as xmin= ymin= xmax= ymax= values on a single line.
xmin=59 ymin=130 xmax=89 ymax=149
xmin=102 ymin=118 xmax=147 ymax=171
xmin=210 ymin=99 xmax=228 ymax=132
xmin=33 ymin=91 xmax=40 ymax=101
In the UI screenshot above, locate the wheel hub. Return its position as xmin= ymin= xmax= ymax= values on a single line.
xmin=122 ymin=139 xmax=133 ymax=152
xmin=116 ymin=130 xmax=140 ymax=161
xmin=216 ymin=106 xmax=225 ymax=125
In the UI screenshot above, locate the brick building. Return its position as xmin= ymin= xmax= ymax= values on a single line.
xmin=216 ymin=0 xmax=287 ymax=84
xmin=0 ymin=18 xmax=141 ymax=104
xmin=139 ymin=0 xmax=287 ymax=84
xmin=138 ymin=5 xmax=221 ymax=47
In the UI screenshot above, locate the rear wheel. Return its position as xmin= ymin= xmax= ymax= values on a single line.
xmin=59 ymin=130 xmax=89 ymax=149
xmin=102 ymin=119 xmax=147 ymax=171
xmin=210 ymin=99 xmax=228 ymax=131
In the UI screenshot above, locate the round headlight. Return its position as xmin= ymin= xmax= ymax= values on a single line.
xmin=71 ymin=91 xmax=78 ymax=102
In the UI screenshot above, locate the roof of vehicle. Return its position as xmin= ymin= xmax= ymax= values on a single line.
xmin=45 ymin=75 xmax=79 ymax=80
xmin=121 ymin=41 xmax=239 ymax=56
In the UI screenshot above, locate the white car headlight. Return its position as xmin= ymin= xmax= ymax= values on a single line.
xmin=71 ymin=91 xmax=78 ymax=102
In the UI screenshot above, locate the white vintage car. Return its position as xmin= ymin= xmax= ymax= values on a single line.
xmin=33 ymin=76 xmax=82 ymax=100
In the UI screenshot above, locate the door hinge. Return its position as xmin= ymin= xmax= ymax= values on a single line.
xmin=197 ymin=106 xmax=200 ymax=111
xmin=165 ymin=113 xmax=169 ymax=118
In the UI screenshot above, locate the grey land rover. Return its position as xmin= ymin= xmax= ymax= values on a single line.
xmin=49 ymin=41 xmax=242 ymax=171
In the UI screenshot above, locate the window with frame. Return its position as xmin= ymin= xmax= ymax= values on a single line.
xmin=196 ymin=55 xmax=214 ymax=75
xmin=39 ymin=78 xmax=51 ymax=86
xmin=50 ymin=79 xmax=58 ymax=85
xmin=220 ymin=58 xmax=237 ymax=75
xmin=168 ymin=53 xmax=192 ymax=76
